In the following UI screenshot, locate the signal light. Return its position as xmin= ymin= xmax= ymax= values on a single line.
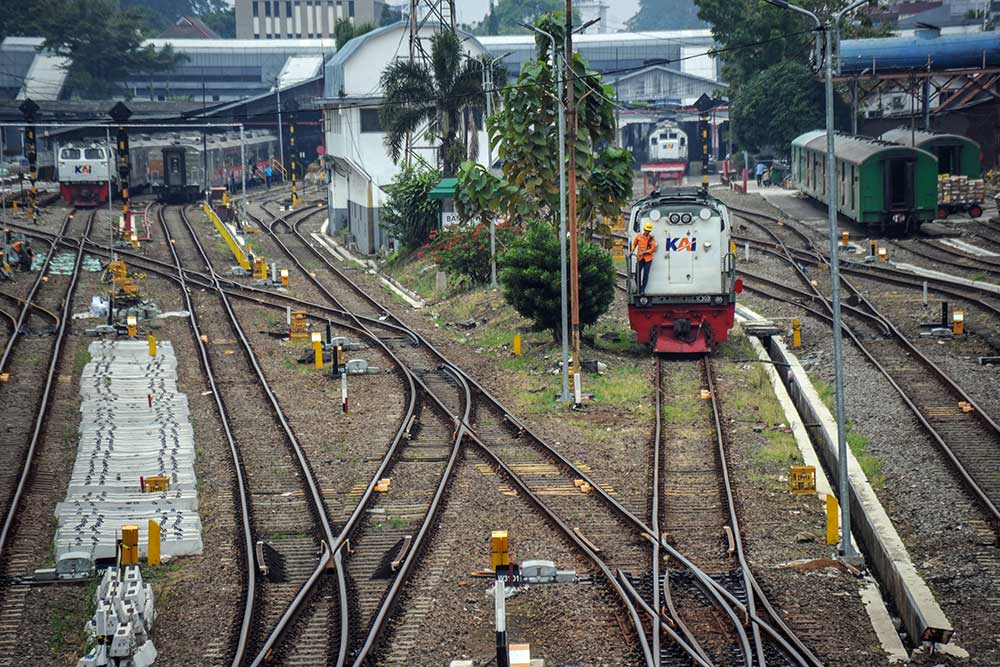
xmin=734 ymin=278 xmax=744 ymax=294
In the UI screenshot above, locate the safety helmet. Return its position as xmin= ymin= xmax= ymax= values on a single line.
xmin=643 ymin=221 xmax=653 ymax=232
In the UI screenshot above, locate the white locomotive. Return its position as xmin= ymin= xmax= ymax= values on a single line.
xmin=625 ymin=188 xmax=740 ymax=353
xmin=640 ymin=122 xmax=689 ymax=194
xmin=57 ymin=142 xmax=114 ymax=207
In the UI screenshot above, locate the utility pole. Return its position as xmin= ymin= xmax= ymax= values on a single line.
xmin=18 ymin=99 xmax=39 ymax=225
xmin=275 ymin=79 xmax=285 ymax=182
xmin=565 ymin=0 xmax=583 ymax=407
xmin=482 ymin=53 xmax=509 ymax=288
xmin=765 ymin=0 xmax=870 ymax=562
xmin=288 ymin=99 xmax=299 ymax=208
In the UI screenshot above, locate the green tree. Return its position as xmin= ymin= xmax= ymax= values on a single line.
xmin=499 ymin=220 xmax=615 ymax=336
xmin=472 ymin=0 xmax=567 ymax=35
xmin=379 ymin=30 xmax=505 ymax=176
xmin=335 ymin=18 xmax=376 ymax=49
xmin=730 ymin=61 xmax=829 ymax=151
xmin=200 ymin=8 xmax=236 ymax=38
xmin=627 ymin=0 xmax=705 ymax=30
xmin=380 ymin=166 xmax=442 ymax=250
xmin=379 ymin=3 xmax=403 ymax=26
xmin=38 ymin=0 xmax=188 ymax=99
xmin=467 ymin=12 xmax=630 ymax=238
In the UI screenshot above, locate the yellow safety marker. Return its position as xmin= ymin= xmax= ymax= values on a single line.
xmin=148 ymin=334 xmax=157 ymax=357
xmin=513 ymin=334 xmax=521 ymax=356
xmin=841 ymin=231 xmax=849 ymax=247
xmin=289 ymin=311 xmax=308 ymax=340
xmin=312 ymin=332 xmax=323 ymax=369
xmin=121 ymin=525 xmax=139 ymax=565
xmin=142 ymin=475 xmax=170 ymax=493
xmin=878 ymin=247 xmax=888 ymax=262
xmin=509 ymin=643 xmax=531 ymax=667
xmin=826 ymin=494 xmax=839 ymax=545
xmin=253 ymin=256 xmax=268 ymax=280
xmin=280 ymin=268 xmax=289 ymax=287
xmin=789 ymin=466 xmax=816 ymax=494
xmin=791 ymin=318 xmax=801 ymax=348
xmin=491 ymin=530 xmax=510 ymax=569
xmin=126 ymin=314 xmax=137 ymax=338
xmin=952 ymin=310 xmax=965 ymax=335
xmin=374 ymin=478 xmax=391 ymax=493
xmin=147 ymin=520 xmax=161 ymax=566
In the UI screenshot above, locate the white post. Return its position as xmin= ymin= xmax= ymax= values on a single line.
xmin=341 ymin=371 xmax=348 ymax=414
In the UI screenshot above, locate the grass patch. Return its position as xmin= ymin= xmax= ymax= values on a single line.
xmin=49 ymin=579 xmax=98 ymax=657
xmin=809 ymin=375 xmax=885 ymax=488
xmin=589 ymin=321 xmax=643 ymax=355
xmin=73 ymin=348 xmax=91 ymax=375
xmin=381 ymin=250 xmax=439 ymax=301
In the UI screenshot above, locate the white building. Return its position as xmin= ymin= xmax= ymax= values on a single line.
xmin=318 ymin=22 xmax=490 ymax=254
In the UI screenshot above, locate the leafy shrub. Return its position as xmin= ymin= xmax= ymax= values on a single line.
xmin=498 ymin=220 xmax=615 ymax=335
xmin=380 ymin=166 xmax=442 ymax=250
xmin=426 ymin=222 xmax=523 ymax=285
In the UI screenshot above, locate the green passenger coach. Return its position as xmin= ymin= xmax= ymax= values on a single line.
xmin=879 ymin=128 xmax=981 ymax=178
xmin=791 ymin=131 xmax=938 ymax=232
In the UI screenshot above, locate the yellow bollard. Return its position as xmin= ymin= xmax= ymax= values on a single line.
xmin=491 ymin=530 xmax=510 ymax=570
xmin=952 ymin=310 xmax=965 ymax=335
xmin=147 ymin=519 xmax=161 ymax=566
xmin=148 ymin=334 xmax=157 ymax=357
xmin=121 ymin=525 xmax=139 ymax=565
xmin=127 ymin=314 xmax=137 ymax=338
xmin=826 ymin=494 xmax=840 ymax=545
xmin=312 ymin=332 xmax=323 ymax=369
xmin=280 ymin=269 xmax=289 ymax=287
xmin=791 ymin=319 xmax=801 ymax=348
xmin=513 ymin=333 xmax=522 ymax=356
xmin=878 ymin=247 xmax=887 ymax=262
xmin=841 ymin=231 xmax=849 ymax=247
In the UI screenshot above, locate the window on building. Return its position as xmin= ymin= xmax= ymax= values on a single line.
xmin=264 ymin=1 xmax=271 ymax=16
xmin=273 ymin=1 xmax=281 ymax=17
xmin=360 ymin=108 xmax=382 ymax=133
xmin=349 ymin=0 xmax=355 ymax=17
xmin=253 ymin=1 xmax=259 ymax=16
xmin=286 ymin=1 xmax=292 ymax=16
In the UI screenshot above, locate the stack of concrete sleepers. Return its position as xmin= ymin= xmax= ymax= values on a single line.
xmin=54 ymin=340 xmax=202 ymax=560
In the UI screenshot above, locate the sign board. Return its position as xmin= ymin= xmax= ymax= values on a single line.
xmin=441 ymin=211 xmax=460 ymax=228
xmin=789 ymin=466 xmax=817 ymax=494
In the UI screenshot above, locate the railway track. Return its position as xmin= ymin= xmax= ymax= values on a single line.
xmin=248 ymin=201 xmax=824 ymax=666
xmin=0 ymin=209 xmax=93 ymax=666
xmin=159 ymin=204 xmax=339 ymax=664
xmin=732 ymin=207 xmax=1000 ymax=528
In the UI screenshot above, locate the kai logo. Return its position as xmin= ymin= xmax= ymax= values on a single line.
xmin=74 ymin=165 xmax=92 ymax=175
xmin=665 ymin=237 xmax=697 ymax=252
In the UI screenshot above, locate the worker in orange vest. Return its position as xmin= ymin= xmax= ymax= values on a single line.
xmin=10 ymin=240 xmax=33 ymax=272
xmin=631 ymin=221 xmax=657 ymax=295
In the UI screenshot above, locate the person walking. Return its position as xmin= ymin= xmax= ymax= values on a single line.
xmin=755 ymin=161 xmax=766 ymax=188
xmin=264 ymin=165 xmax=273 ymax=189
xmin=631 ymin=221 xmax=657 ymax=295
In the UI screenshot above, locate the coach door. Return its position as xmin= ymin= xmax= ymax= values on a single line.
xmin=885 ymin=158 xmax=914 ymax=211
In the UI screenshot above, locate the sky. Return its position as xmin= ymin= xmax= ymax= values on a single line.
xmin=453 ymin=0 xmax=643 ymax=32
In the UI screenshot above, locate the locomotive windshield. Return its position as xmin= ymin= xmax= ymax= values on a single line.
xmin=84 ymin=148 xmax=104 ymax=159
xmin=60 ymin=148 xmax=81 ymax=159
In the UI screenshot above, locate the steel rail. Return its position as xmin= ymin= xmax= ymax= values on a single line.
xmin=0 ymin=209 xmax=93 ymax=558
xmin=0 ymin=291 xmax=60 ymax=331
xmin=168 ymin=206 xmax=340 ymax=666
xmin=0 ymin=208 xmax=76 ymax=376
xmin=154 ymin=205 xmax=258 ymax=667
xmin=911 ymin=238 xmax=1000 ymax=274
xmin=732 ymin=221 xmax=1000 ymax=526
xmin=266 ymin=202 xmax=821 ymax=667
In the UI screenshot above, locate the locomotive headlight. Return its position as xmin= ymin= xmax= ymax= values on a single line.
xmin=681 ymin=213 xmax=692 ymax=224
xmin=704 ymin=242 xmax=712 ymax=249
xmin=713 ymin=296 xmax=724 ymax=305
xmin=699 ymin=208 xmax=712 ymax=220
xmin=669 ymin=213 xmax=680 ymax=224
xmin=639 ymin=296 xmax=649 ymax=306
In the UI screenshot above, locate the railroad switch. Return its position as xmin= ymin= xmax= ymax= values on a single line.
xmin=374 ymin=478 xmax=391 ymax=493
xmin=108 ymin=260 xmax=142 ymax=302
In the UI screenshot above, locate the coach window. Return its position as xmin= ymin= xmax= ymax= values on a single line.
xmin=61 ymin=148 xmax=81 ymax=159
xmin=84 ymin=148 xmax=103 ymax=159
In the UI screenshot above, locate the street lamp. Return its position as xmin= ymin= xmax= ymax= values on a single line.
xmin=762 ymin=0 xmax=871 ymax=561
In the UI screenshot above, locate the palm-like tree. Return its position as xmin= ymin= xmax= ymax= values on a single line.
xmin=379 ymin=30 xmax=503 ymax=176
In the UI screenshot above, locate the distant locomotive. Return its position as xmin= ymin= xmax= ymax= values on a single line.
xmin=792 ymin=131 xmax=938 ymax=232
xmin=640 ymin=122 xmax=689 ymax=194
xmin=625 ymin=188 xmax=740 ymax=354
xmin=57 ymin=143 xmax=113 ymax=207
xmin=55 ymin=131 xmax=278 ymax=206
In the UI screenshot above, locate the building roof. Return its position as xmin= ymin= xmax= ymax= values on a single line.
xmin=159 ymin=16 xmax=221 ymax=40
xmin=476 ymin=29 xmax=713 ymax=47
xmin=607 ymin=63 xmax=729 ymax=89
xmin=428 ymin=177 xmax=458 ymax=200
